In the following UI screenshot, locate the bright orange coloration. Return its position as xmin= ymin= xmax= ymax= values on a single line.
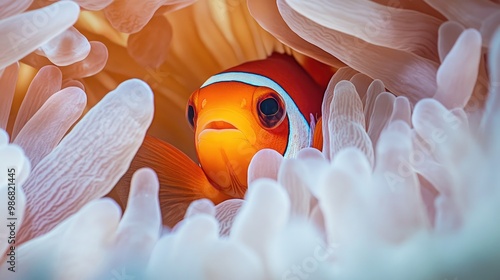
xmin=113 ymin=135 xmax=232 ymax=226
xmin=189 ymin=82 xmax=290 ymax=198
xmin=112 ymin=53 xmax=326 ymax=227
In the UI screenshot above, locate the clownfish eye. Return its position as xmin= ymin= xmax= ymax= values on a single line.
xmin=260 ymin=98 xmax=279 ymax=116
xmin=257 ymin=93 xmax=285 ymax=129
xmin=187 ymin=104 xmax=196 ymax=129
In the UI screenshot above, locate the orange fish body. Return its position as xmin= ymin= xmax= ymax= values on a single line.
xmin=112 ymin=53 xmax=326 ymax=227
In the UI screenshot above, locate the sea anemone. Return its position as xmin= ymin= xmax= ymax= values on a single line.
xmin=1 ymin=0 xmax=500 ymax=279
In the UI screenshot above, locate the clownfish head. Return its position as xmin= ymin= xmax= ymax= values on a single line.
xmin=187 ymin=82 xmax=289 ymax=198
xmin=186 ymin=53 xmax=323 ymax=197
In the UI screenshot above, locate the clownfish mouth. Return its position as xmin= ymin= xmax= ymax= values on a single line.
xmin=202 ymin=121 xmax=238 ymax=131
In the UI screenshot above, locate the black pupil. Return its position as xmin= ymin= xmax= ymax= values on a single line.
xmin=260 ymin=98 xmax=279 ymax=116
xmin=187 ymin=105 xmax=195 ymax=127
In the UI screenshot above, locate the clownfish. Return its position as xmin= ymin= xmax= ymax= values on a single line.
xmin=112 ymin=53 xmax=328 ymax=227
